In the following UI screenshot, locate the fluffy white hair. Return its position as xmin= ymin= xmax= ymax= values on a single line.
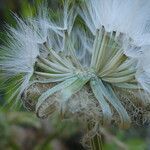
xmin=79 ymin=0 xmax=150 ymax=93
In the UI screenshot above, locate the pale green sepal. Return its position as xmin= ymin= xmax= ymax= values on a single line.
xmin=30 ymin=74 xmax=75 ymax=84
xmin=34 ymin=71 xmax=73 ymax=78
xmin=102 ymin=74 xmax=135 ymax=83
xmin=38 ymin=56 xmax=70 ymax=73
xmin=60 ymin=78 xmax=89 ymax=102
xmin=113 ymin=83 xmax=140 ymax=89
xmin=98 ymin=79 xmax=131 ymax=128
xmin=90 ymin=79 xmax=112 ymax=125
xmin=36 ymin=76 xmax=78 ymax=112
xmin=47 ymin=47 xmax=75 ymax=69
xmin=36 ymin=61 xmax=63 ymax=73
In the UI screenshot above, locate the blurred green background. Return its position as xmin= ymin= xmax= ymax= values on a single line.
xmin=0 ymin=0 xmax=150 ymax=150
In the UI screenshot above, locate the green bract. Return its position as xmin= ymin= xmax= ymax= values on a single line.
xmin=28 ymin=29 xmax=139 ymax=128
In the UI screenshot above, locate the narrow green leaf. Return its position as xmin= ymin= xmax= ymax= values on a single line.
xmin=102 ymin=74 xmax=135 ymax=83
xmin=36 ymin=76 xmax=88 ymax=118
xmin=36 ymin=61 xmax=63 ymax=73
xmin=99 ymin=49 xmax=125 ymax=76
xmin=95 ymin=31 xmax=109 ymax=71
xmin=60 ymin=78 xmax=88 ymax=101
xmin=36 ymin=76 xmax=78 ymax=111
xmin=38 ymin=56 xmax=70 ymax=73
xmin=91 ymin=29 xmax=102 ymax=67
xmin=113 ymin=83 xmax=140 ymax=89
xmin=47 ymin=47 xmax=75 ymax=69
xmin=97 ymin=79 xmax=131 ymax=128
xmin=108 ymin=69 xmax=136 ymax=78
xmin=34 ymin=71 xmax=73 ymax=78
xmin=30 ymin=75 xmax=75 ymax=84
xmin=90 ymin=79 xmax=112 ymax=125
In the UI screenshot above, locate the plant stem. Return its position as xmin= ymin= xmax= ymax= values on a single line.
xmin=90 ymin=135 xmax=103 ymax=150
xmin=87 ymin=123 xmax=103 ymax=150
